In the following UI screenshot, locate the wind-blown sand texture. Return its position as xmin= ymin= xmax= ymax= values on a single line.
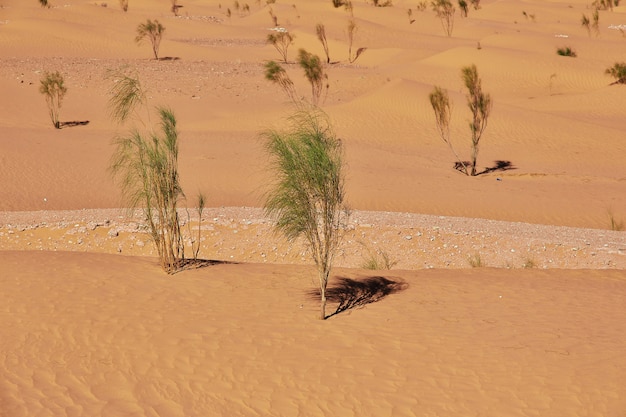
xmin=1 ymin=0 xmax=626 ymax=415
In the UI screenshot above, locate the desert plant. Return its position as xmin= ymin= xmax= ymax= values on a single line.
xmin=38 ymin=0 xmax=50 ymax=7
xmin=106 ymin=69 xmax=146 ymax=124
xmin=108 ymin=71 xmax=187 ymax=274
xmin=332 ymin=0 xmax=346 ymax=7
xmin=556 ymin=46 xmax=577 ymax=57
xmin=119 ymin=0 xmax=128 ymax=11
xmin=372 ymin=0 xmax=392 ymax=6
xmin=267 ymin=30 xmax=294 ymax=63
xmin=170 ymin=0 xmax=181 ymax=16
xmin=135 ymin=19 xmax=165 ymax=60
xmin=431 ymin=0 xmax=455 ymax=37
xmin=347 ymin=18 xmax=367 ymax=63
xmin=592 ymin=8 xmax=600 ymax=35
xmin=522 ymin=258 xmax=536 ymax=269
xmin=429 ymin=86 xmax=469 ymax=175
xmin=408 ymin=8 xmax=415 ymax=23
xmin=462 ymin=64 xmax=492 ymax=176
xmin=361 ymin=247 xmax=398 ymax=270
xmin=593 ymin=0 xmax=616 ymax=10
xmin=191 ymin=192 xmax=206 ymax=260
xmin=263 ymin=108 xmax=348 ymax=320
xmin=458 ymin=0 xmax=468 ymax=17
xmin=111 ymin=108 xmax=185 ymax=273
xmin=581 ymin=13 xmax=591 ymax=35
xmin=468 ymin=253 xmax=483 ymax=267
xmin=416 ymin=1 xmax=427 ymax=10
xmin=298 ymin=49 xmax=328 ymax=106
xmin=269 ymin=8 xmax=278 ymax=26
xmin=316 ymin=23 xmax=331 ymax=64
xmin=470 ymin=0 xmax=480 ymax=9
xmin=265 ymin=60 xmax=299 ymax=104
xmin=605 ymin=62 xmax=626 ymax=84
xmin=39 ymin=71 xmax=67 ymax=129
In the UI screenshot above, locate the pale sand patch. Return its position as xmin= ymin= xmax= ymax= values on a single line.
xmin=1 ymin=251 xmax=625 ymax=416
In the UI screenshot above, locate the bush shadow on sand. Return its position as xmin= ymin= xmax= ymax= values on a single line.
xmin=308 ymin=276 xmax=409 ymax=319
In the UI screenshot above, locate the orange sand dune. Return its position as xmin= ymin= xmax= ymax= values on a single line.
xmin=1 ymin=251 xmax=626 ymax=417
xmin=2 ymin=0 xmax=626 ymax=415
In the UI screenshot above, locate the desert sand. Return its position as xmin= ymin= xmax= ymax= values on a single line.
xmin=1 ymin=0 xmax=626 ymax=415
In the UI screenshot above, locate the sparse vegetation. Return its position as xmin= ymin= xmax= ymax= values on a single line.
xmin=556 ymin=46 xmax=577 ymax=57
xmin=170 ymin=0 xmax=181 ymax=16
xmin=347 ymin=18 xmax=367 ymax=63
xmin=408 ymin=8 xmax=415 ymax=24
xmin=298 ymin=49 xmax=328 ymax=106
xmin=607 ymin=209 xmax=625 ymax=231
xmin=429 ymin=65 xmax=492 ymax=176
xmin=470 ymin=0 xmax=480 ymax=9
xmin=135 ymin=19 xmax=165 ymax=60
xmin=332 ymin=0 xmax=346 ymax=7
xmin=264 ymin=60 xmax=299 ymax=104
xmin=605 ymin=62 xmax=626 ymax=84
xmin=361 ymin=246 xmax=398 ymax=270
xmin=468 ymin=253 xmax=483 ymax=267
xmin=431 ymin=0 xmax=455 ymax=37
xmin=316 ymin=23 xmax=331 ymax=64
xmin=372 ymin=0 xmax=392 ymax=6
xmin=119 ymin=0 xmax=128 ymax=11
xmin=39 ymin=71 xmax=67 ymax=129
xmin=108 ymin=72 xmax=186 ymax=274
xmin=429 ymin=86 xmax=469 ymax=175
xmin=267 ymin=30 xmax=294 ymax=63
xmin=416 ymin=1 xmax=427 ymax=11
xmin=458 ymin=0 xmax=468 ymax=17
xmin=262 ymin=108 xmax=349 ymax=320
xmin=522 ymin=258 xmax=537 ymax=269
xmin=581 ymin=13 xmax=591 ymax=36
xmin=269 ymin=8 xmax=278 ymax=26
xmin=462 ymin=64 xmax=492 ymax=176
xmin=38 ymin=0 xmax=50 ymax=7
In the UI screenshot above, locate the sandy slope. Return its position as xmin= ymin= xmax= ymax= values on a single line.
xmin=2 ymin=0 xmax=626 ymax=415
xmin=1 ymin=251 xmax=626 ymax=416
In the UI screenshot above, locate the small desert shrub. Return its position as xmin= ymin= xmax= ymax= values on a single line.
xmin=119 ymin=0 xmax=128 ymax=11
xmin=581 ymin=13 xmax=591 ymax=35
xmin=38 ymin=0 xmax=50 ymax=7
xmin=316 ymin=23 xmax=331 ymax=64
xmin=432 ymin=0 xmax=455 ymax=37
xmin=269 ymin=8 xmax=278 ymax=26
xmin=556 ymin=46 xmax=577 ymax=57
xmin=170 ymin=0 xmax=181 ymax=16
xmin=608 ymin=209 xmax=625 ymax=231
xmin=462 ymin=64 xmax=492 ymax=176
xmin=361 ymin=248 xmax=398 ymax=270
xmin=298 ymin=49 xmax=328 ymax=106
xmin=264 ymin=60 xmax=299 ymax=104
xmin=135 ymin=19 xmax=165 ymax=60
xmin=593 ymin=0 xmax=617 ymax=10
xmin=416 ymin=1 xmax=427 ymax=11
xmin=39 ymin=71 xmax=67 ymax=129
xmin=267 ymin=30 xmax=294 ymax=63
xmin=332 ymin=0 xmax=346 ymax=7
xmin=408 ymin=8 xmax=415 ymax=23
xmin=468 ymin=253 xmax=483 ymax=267
xmin=522 ymin=258 xmax=536 ymax=269
xmin=605 ymin=62 xmax=626 ymax=84
xmin=347 ymin=18 xmax=367 ymax=63
xmin=458 ymin=0 xmax=468 ymax=17
xmin=372 ymin=0 xmax=392 ymax=6
xmin=470 ymin=0 xmax=480 ymax=9
xmin=262 ymin=108 xmax=348 ymax=320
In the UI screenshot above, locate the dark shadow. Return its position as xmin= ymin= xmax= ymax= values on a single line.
xmin=308 ymin=276 xmax=409 ymax=318
xmin=454 ymin=160 xmax=516 ymax=175
xmin=176 ymin=258 xmax=237 ymax=272
xmin=158 ymin=56 xmax=181 ymax=61
xmin=59 ymin=120 xmax=90 ymax=128
xmin=478 ymin=160 xmax=516 ymax=175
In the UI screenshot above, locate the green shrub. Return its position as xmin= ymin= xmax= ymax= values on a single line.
xmin=431 ymin=0 xmax=455 ymax=37
xmin=605 ymin=62 xmax=626 ymax=84
xmin=262 ymin=108 xmax=348 ymax=319
xmin=267 ymin=30 xmax=294 ymax=63
xmin=135 ymin=19 xmax=165 ymax=60
xmin=556 ymin=46 xmax=577 ymax=57
xmin=39 ymin=71 xmax=67 ymax=129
